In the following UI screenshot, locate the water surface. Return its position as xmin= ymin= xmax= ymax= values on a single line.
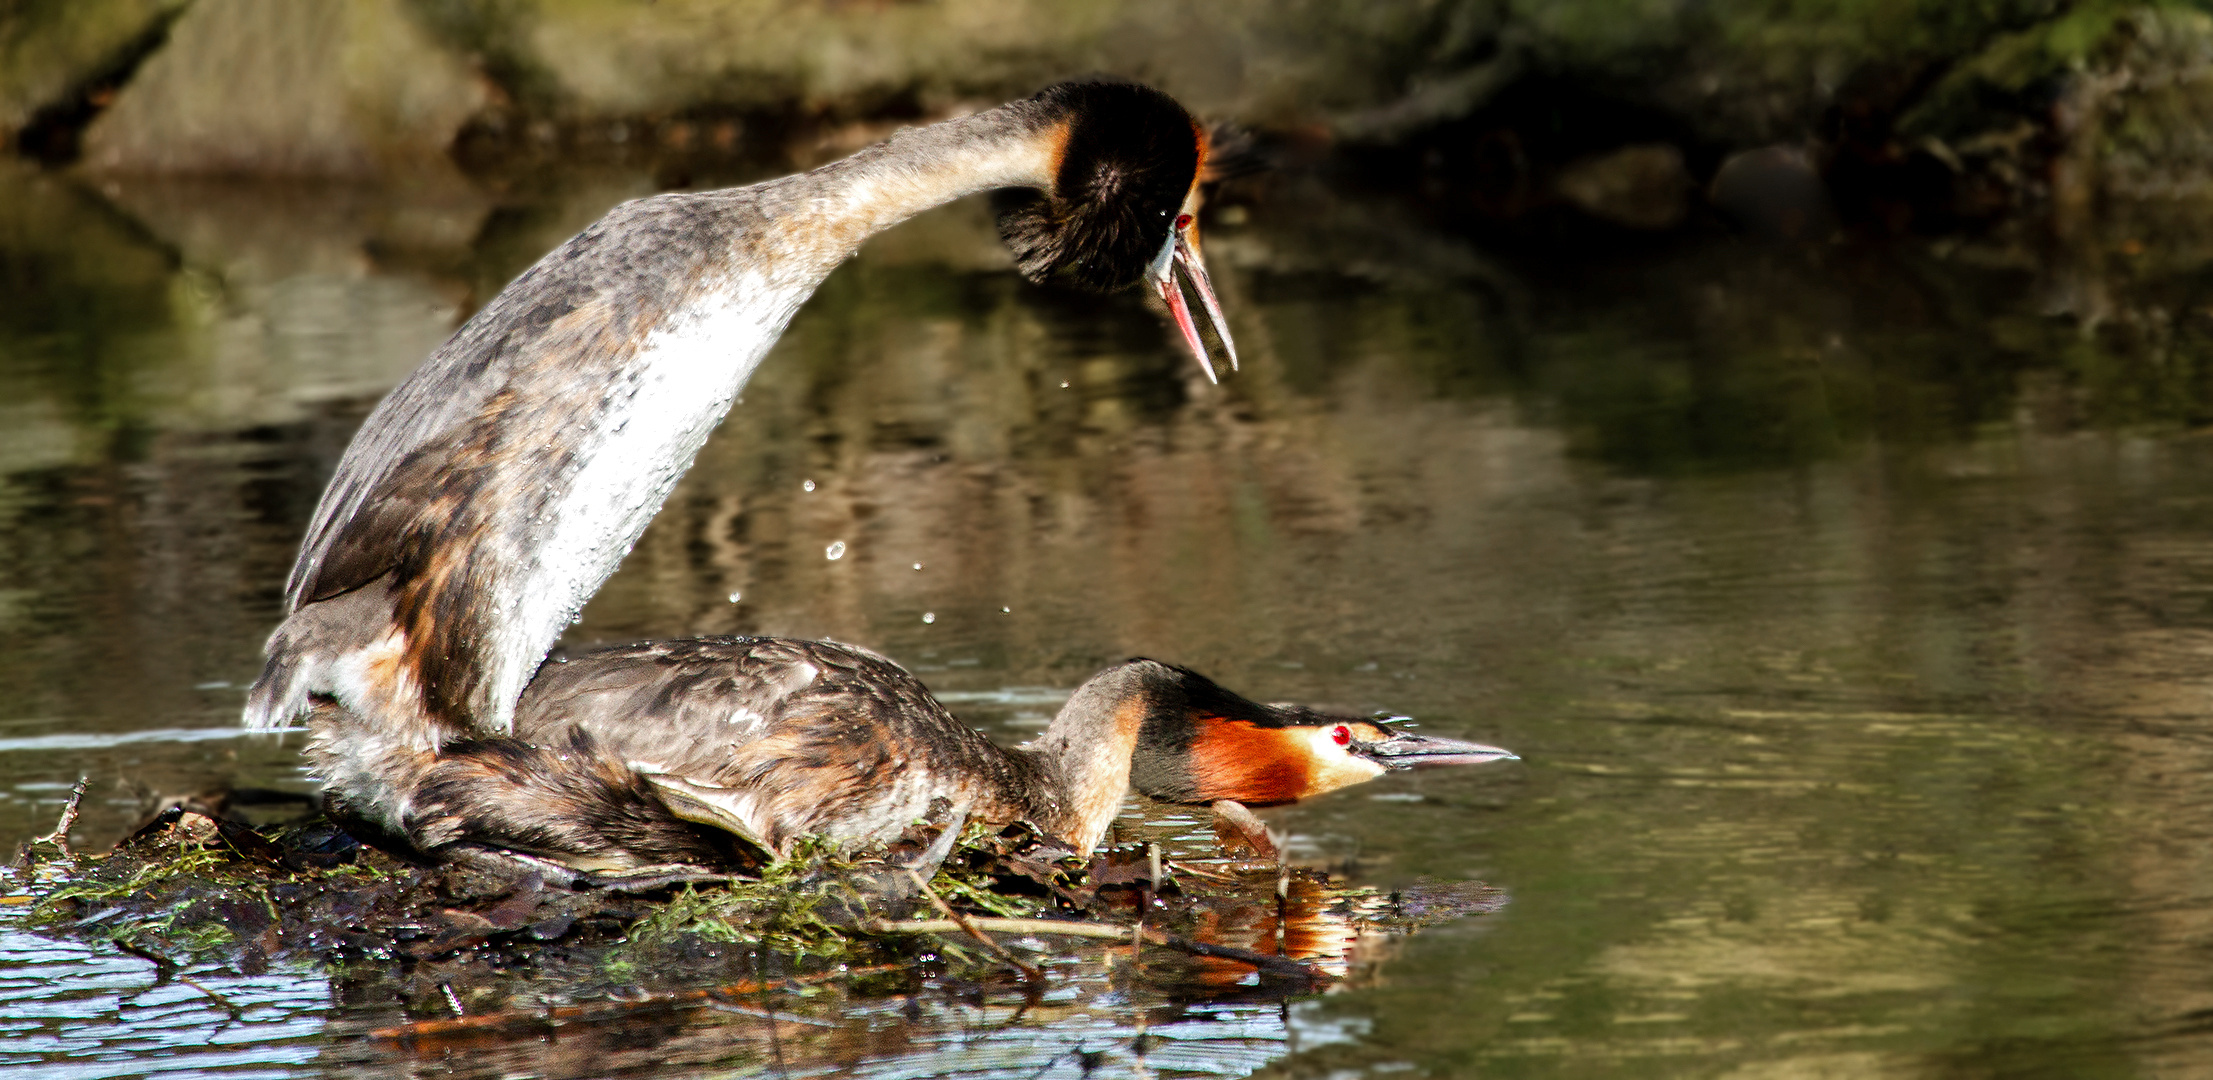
xmin=6 ymin=154 xmax=2213 ymax=1075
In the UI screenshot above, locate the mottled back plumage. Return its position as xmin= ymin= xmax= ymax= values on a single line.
xmin=513 ymin=638 xmax=1043 ymax=851
xmin=359 ymin=639 xmax=1161 ymax=866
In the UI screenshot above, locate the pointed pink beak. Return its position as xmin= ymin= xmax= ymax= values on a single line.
xmin=1150 ymin=219 xmax=1239 ymax=383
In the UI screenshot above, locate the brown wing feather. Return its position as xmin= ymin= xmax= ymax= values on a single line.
xmin=513 ymin=638 xmax=1045 ymax=852
xmin=258 ymin=198 xmax=733 ymax=735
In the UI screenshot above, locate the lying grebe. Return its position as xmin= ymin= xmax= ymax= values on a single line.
xmin=317 ymin=637 xmax=1517 ymax=871
xmin=241 ymin=82 xmax=1239 ymax=849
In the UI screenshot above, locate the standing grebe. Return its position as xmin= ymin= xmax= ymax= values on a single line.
xmin=318 ymin=637 xmax=1517 ymax=871
xmin=241 ymin=82 xmax=1239 ymax=846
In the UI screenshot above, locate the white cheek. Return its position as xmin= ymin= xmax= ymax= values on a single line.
xmin=1307 ymin=728 xmax=1387 ymax=794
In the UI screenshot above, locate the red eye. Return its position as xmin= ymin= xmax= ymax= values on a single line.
xmin=1332 ymin=725 xmax=1351 ymax=746
xmin=1175 ymin=213 xmax=1194 ymax=231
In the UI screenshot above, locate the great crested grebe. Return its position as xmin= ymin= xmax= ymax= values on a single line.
xmin=325 ymin=637 xmax=1517 ymax=871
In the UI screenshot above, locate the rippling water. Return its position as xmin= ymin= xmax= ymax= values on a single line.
xmin=0 ymin=918 xmax=329 ymax=1077
xmin=7 ymin=150 xmax=2213 ymax=1075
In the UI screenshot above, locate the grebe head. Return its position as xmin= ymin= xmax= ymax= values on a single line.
xmin=1123 ymin=662 xmax=1518 ymax=808
xmin=997 ymin=80 xmax=1238 ymax=380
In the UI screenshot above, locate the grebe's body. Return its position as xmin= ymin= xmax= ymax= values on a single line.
xmin=305 ymin=637 xmax=1514 ymax=871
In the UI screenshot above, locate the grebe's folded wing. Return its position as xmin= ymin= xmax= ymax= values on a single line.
xmin=628 ymin=771 xmax=778 ymax=852
xmin=513 ymin=637 xmax=1015 ymax=852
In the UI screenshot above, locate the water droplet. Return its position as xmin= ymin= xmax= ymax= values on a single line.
xmin=912 ymin=562 xmax=923 ymax=571
xmin=727 ymin=591 xmax=742 ymax=603
xmin=825 ymin=540 xmax=846 ymax=561
xmin=802 ymin=479 xmax=816 ymax=492
xmin=921 ymin=612 xmax=936 ymax=624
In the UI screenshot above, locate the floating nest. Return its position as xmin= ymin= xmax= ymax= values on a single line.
xmin=5 ymin=785 xmax=1506 ymax=1051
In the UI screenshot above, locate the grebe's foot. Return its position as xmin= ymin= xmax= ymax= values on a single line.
xmin=435 ymin=844 xmax=593 ymax=890
xmin=434 ymin=846 xmax=733 ymax=893
xmin=1210 ymin=799 xmax=1280 ymax=861
xmin=578 ymin=864 xmax=740 ymax=893
xmin=841 ymin=804 xmax=971 ymax=904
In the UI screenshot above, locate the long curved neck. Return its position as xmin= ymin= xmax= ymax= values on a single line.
xmin=459 ymin=116 xmax=1058 ymax=727
xmin=1016 ymin=666 xmax=1155 ymax=853
xmin=752 ymin=106 xmax=1062 ymax=279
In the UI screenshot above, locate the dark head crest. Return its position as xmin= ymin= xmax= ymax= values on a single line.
xmin=997 ymin=81 xmax=1202 ymax=293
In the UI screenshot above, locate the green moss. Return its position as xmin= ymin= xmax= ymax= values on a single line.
xmin=28 ymin=844 xmax=275 ymax=962
xmin=0 ymin=0 xmax=188 ymax=134
xmin=35 ymin=845 xmax=234 ymax=911
xmin=617 ymin=840 xmax=879 ymax=964
xmin=1901 ymin=1 xmax=2211 ymax=139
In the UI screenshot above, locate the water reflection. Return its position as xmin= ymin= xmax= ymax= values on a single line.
xmin=0 ymin=924 xmax=329 ymax=1077
xmin=7 ymin=150 xmax=2213 ymax=1075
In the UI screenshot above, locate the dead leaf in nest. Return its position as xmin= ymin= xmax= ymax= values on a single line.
xmin=406 ymin=910 xmax=498 ymax=959
xmin=478 ymin=874 xmax=549 ymax=930
xmin=1084 ymin=845 xmax=1176 ymax=893
xmin=958 ymin=822 xmax=1080 ymax=891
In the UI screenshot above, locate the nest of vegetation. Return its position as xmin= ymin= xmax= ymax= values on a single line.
xmin=4 ymin=785 xmax=1503 ymax=1047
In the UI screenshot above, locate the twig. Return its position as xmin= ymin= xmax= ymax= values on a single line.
xmin=35 ymin=777 xmax=88 ymax=858
xmin=1164 ymin=859 xmax=1244 ymax=884
xmin=863 ymin=917 xmax=1133 ymax=940
xmin=863 ymin=917 xmax=1332 ymax=982
xmin=113 ymin=938 xmax=243 ymax=1018
xmin=701 ymin=997 xmax=839 ymax=1026
xmin=1153 ymin=930 xmax=1325 ymax=981
xmin=905 ymin=869 xmax=1043 ymax=984
xmin=370 ymin=964 xmax=900 ymax=1047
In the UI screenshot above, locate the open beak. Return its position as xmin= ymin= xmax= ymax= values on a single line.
xmin=1356 ymin=731 xmax=1519 ymax=771
xmin=1150 ymin=217 xmax=1239 ymax=383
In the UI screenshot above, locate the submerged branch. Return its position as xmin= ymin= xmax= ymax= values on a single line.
xmin=862 ymin=917 xmax=1333 ymax=982
xmin=906 ymin=869 xmax=1043 ymax=983
xmin=369 ymin=963 xmax=904 ymax=1047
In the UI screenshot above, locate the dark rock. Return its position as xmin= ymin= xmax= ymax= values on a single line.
xmin=1709 ymin=145 xmax=1839 ymax=242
